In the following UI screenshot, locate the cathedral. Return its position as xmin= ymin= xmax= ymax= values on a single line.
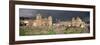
xmin=22 ymin=14 xmax=52 ymax=27
xmin=53 ymin=17 xmax=86 ymax=28
xmin=71 ymin=17 xmax=86 ymax=28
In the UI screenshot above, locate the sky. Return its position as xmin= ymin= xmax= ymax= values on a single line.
xmin=19 ymin=8 xmax=90 ymax=22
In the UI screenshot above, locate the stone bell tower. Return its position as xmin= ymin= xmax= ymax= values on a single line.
xmin=36 ymin=13 xmax=42 ymax=20
xmin=48 ymin=16 xmax=52 ymax=26
xmin=72 ymin=17 xmax=76 ymax=26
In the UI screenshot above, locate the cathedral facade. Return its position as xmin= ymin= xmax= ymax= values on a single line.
xmin=53 ymin=17 xmax=86 ymax=28
xmin=22 ymin=14 xmax=52 ymax=27
xmin=71 ymin=17 xmax=86 ymax=28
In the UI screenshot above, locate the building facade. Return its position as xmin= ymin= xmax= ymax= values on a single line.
xmin=22 ymin=14 xmax=52 ymax=27
xmin=21 ymin=14 xmax=86 ymax=28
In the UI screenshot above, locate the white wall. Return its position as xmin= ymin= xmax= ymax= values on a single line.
xmin=0 ymin=0 xmax=98 ymax=45
xmin=15 ymin=0 xmax=95 ymax=5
